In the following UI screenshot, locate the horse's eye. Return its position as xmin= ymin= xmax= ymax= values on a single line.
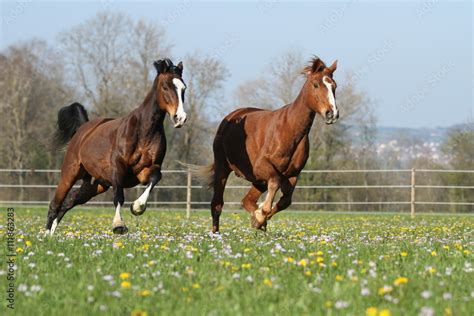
xmin=313 ymin=82 xmax=320 ymax=89
xmin=162 ymin=85 xmax=169 ymax=91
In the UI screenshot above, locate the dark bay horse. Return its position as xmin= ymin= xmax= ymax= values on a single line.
xmin=204 ymin=57 xmax=338 ymax=233
xmin=46 ymin=59 xmax=187 ymax=236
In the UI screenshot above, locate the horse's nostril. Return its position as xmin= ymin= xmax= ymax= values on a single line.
xmin=325 ymin=111 xmax=333 ymax=119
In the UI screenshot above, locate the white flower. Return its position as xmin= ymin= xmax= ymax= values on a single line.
xmin=103 ymin=275 xmax=113 ymax=281
xmin=87 ymin=285 xmax=94 ymax=291
xmin=335 ymin=300 xmax=349 ymax=309
xmin=18 ymin=284 xmax=28 ymax=292
xmin=30 ymin=285 xmax=41 ymax=292
xmin=245 ymin=276 xmax=253 ymax=283
xmin=361 ymin=288 xmax=370 ymax=296
xmin=443 ymin=292 xmax=452 ymax=300
xmin=126 ymin=253 xmax=134 ymax=258
xmin=419 ymin=306 xmax=434 ymax=316
xmin=421 ymin=291 xmax=432 ymax=299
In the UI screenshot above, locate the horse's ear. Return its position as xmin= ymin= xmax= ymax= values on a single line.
xmin=327 ymin=60 xmax=338 ymax=73
xmin=303 ymin=57 xmax=326 ymax=75
xmin=176 ymin=61 xmax=183 ymax=75
xmin=154 ymin=59 xmax=171 ymax=74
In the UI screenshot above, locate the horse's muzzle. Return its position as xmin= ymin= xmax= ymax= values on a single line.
xmin=325 ymin=110 xmax=339 ymax=125
xmin=173 ymin=113 xmax=187 ymax=128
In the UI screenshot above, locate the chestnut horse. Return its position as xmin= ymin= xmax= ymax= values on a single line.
xmin=205 ymin=57 xmax=338 ymax=233
xmin=45 ymin=59 xmax=187 ymax=236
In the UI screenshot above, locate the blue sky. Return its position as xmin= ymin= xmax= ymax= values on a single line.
xmin=1 ymin=1 xmax=472 ymax=128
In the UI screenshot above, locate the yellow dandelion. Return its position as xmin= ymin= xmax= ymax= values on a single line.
xmin=25 ymin=240 xmax=32 ymax=247
xmin=138 ymin=289 xmax=152 ymax=297
xmin=431 ymin=251 xmax=437 ymax=257
xmin=463 ymin=250 xmax=470 ymax=255
xmin=428 ymin=267 xmax=437 ymax=274
xmin=15 ymin=247 xmax=23 ymax=253
xmin=378 ymin=285 xmax=393 ymax=296
xmin=286 ymin=257 xmax=295 ymax=263
xmin=244 ymin=248 xmax=251 ymax=253
xmin=241 ymin=263 xmax=252 ymax=269
xmin=298 ymin=259 xmax=308 ymax=267
xmin=192 ymin=283 xmax=201 ymax=289
xmin=263 ymin=278 xmax=273 ymax=286
xmin=379 ymin=309 xmax=391 ymax=316
xmin=335 ymin=275 xmax=344 ymax=281
xmin=394 ymin=276 xmax=409 ymax=286
xmin=366 ymin=307 xmax=378 ymax=316
xmin=324 ymin=300 xmax=333 ymax=308
xmin=121 ymin=281 xmax=132 ymax=289
xmin=443 ymin=245 xmax=450 ymax=250
xmin=444 ymin=307 xmax=452 ymax=315
xmin=120 ymin=272 xmax=130 ymax=280
xmin=400 ymin=251 xmax=408 ymax=257
xmin=131 ymin=310 xmax=148 ymax=316
xmin=331 ymin=261 xmax=338 ymax=267
xmin=304 ymin=270 xmax=312 ymax=276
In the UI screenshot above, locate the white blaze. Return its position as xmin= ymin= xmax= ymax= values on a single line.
xmin=323 ymin=76 xmax=338 ymax=116
xmin=172 ymin=78 xmax=187 ymax=127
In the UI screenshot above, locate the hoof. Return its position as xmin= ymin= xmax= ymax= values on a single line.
xmin=112 ymin=222 xmax=129 ymax=235
xmin=130 ymin=200 xmax=146 ymax=216
xmin=250 ymin=210 xmax=267 ymax=231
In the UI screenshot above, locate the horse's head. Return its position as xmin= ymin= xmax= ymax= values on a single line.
xmin=303 ymin=57 xmax=339 ymax=124
xmin=153 ymin=58 xmax=187 ymax=128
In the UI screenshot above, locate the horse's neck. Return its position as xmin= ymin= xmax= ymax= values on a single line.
xmin=283 ymin=91 xmax=316 ymax=140
xmin=136 ymin=89 xmax=166 ymax=137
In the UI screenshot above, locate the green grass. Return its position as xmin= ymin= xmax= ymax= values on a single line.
xmin=1 ymin=207 xmax=473 ymax=316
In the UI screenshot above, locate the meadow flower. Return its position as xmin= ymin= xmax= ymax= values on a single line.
xmin=16 ymin=247 xmax=24 ymax=253
xmin=139 ymin=289 xmax=152 ymax=297
xmin=298 ymin=259 xmax=308 ymax=267
xmin=421 ymin=291 xmax=432 ymax=299
xmin=361 ymin=288 xmax=370 ymax=296
xmin=25 ymin=240 xmax=32 ymax=247
xmin=334 ymin=300 xmax=349 ymax=309
xmin=335 ymin=275 xmax=344 ymax=282
xmin=131 ymin=309 xmax=148 ymax=316
xmin=442 ymin=292 xmax=452 ymax=300
xmin=119 ymin=272 xmax=130 ymax=280
xmin=394 ymin=276 xmax=408 ymax=286
xmin=192 ymin=283 xmax=201 ymax=289
xmin=431 ymin=251 xmax=437 ymax=257
xmin=419 ymin=306 xmax=434 ymax=316
xmin=285 ymin=257 xmax=295 ymax=263
xmin=121 ymin=281 xmax=132 ymax=289
xmin=379 ymin=309 xmax=391 ymax=316
xmin=366 ymin=307 xmax=378 ymax=316
xmin=378 ymin=285 xmax=393 ymax=296
xmin=400 ymin=252 xmax=408 ymax=257
xmin=241 ymin=263 xmax=252 ymax=269
xmin=263 ymin=278 xmax=273 ymax=286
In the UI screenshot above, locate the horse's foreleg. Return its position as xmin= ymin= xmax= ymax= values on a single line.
xmin=251 ymin=177 xmax=280 ymax=230
xmin=131 ymin=167 xmax=162 ymax=216
xmin=241 ymin=184 xmax=266 ymax=213
xmin=267 ymin=176 xmax=297 ymax=220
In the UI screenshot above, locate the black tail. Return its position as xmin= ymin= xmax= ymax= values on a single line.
xmin=52 ymin=102 xmax=89 ymax=149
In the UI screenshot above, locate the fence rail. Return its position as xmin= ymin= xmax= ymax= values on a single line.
xmin=0 ymin=168 xmax=473 ymax=217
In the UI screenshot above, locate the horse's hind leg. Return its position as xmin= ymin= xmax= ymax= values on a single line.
xmin=45 ymin=163 xmax=83 ymax=236
xmin=55 ymin=179 xmax=109 ymax=225
xmin=211 ymin=164 xmax=231 ymax=234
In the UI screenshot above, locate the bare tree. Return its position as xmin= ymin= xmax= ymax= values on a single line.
xmin=168 ymin=54 xmax=229 ymax=164
xmin=0 ymin=40 xmax=74 ymax=200
xmin=58 ymin=12 xmax=171 ymax=117
xmin=234 ymin=50 xmax=304 ymax=109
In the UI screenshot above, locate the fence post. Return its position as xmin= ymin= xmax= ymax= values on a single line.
xmin=411 ymin=168 xmax=416 ymax=218
xmin=186 ymin=168 xmax=192 ymax=219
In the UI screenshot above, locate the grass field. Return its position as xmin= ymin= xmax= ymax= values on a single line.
xmin=1 ymin=207 xmax=473 ymax=315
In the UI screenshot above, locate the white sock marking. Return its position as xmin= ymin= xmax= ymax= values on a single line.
xmin=113 ymin=204 xmax=122 ymax=223
xmin=50 ymin=219 xmax=58 ymax=236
